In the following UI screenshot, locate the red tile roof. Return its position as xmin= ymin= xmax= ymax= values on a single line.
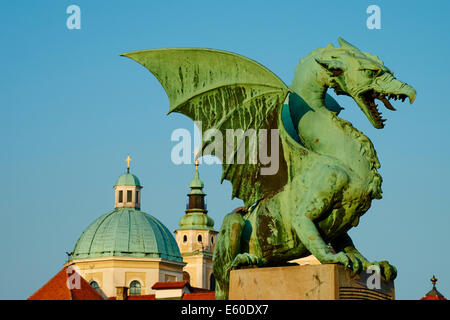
xmin=421 ymin=295 xmax=447 ymax=300
xmin=420 ymin=287 xmax=447 ymax=300
xmin=420 ymin=276 xmax=447 ymax=300
xmin=28 ymin=266 xmax=104 ymax=300
xmin=107 ymin=292 xmax=214 ymax=300
xmin=182 ymin=292 xmax=215 ymax=300
xmin=151 ymin=281 xmax=191 ymax=290
xmin=107 ymin=294 xmax=156 ymax=300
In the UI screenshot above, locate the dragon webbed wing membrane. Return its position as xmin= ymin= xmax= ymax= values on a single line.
xmin=121 ymin=48 xmax=292 ymax=207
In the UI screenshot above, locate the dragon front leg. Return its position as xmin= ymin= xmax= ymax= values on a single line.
xmin=290 ymin=165 xmax=356 ymax=271
xmin=292 ymin=213 xmax=354 ymax=269
xmin=213 ymin=211 xmax=266 ymax=300
xmin=332 ymin=233 xmax=397 ymax=281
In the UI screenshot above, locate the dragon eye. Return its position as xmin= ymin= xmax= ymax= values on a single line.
xmin=363 ymin=69 xmax=381 ymax=77
xmin=364 ymin=69 xmax=375 ymax=77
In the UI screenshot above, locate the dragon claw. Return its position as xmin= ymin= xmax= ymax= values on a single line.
xmin=230 ymin=253 xmax=266 ymax=270
xmin=325 ymin=252 xmax=363 ymax=276
xmin=365 ymin=260 xmax=397 ymax=281
xmin=347 ymin=253 xmax=363 ymax=276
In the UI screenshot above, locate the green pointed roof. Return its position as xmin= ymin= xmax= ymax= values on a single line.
xmin=179 ymin=163 xmax=214 ymax=230
xmin=69 ymin=208 xmax=182 ymax=262
xmin=188 ymin=163 xmax=205 ymax=195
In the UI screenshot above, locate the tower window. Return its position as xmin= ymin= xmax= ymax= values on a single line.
xmin=118 ymin=191 xmax=123 ymax=203
xmin=197 ymin=234 xmax=202 ymax=243
xmin=165 ymin=275 xmax=177 ymax=282
xmin=129 ymin=280 xmax=141 ymax=296
xmin=136 ymin=191 xmax=139 ymax=203
xmin=90 ymin=281 xmax=102 ymax=295
xmin=183 ymin=271 xmax=191 ymax=283
xmin=183 ymin=235 xmax=187 ymax=243
xmin=211 ymin=236 xmax=214 ymax=245
xmin=127 ymin=190 xmax=132 ymax=203
xmin=209 ymin=274 xmax=216 ymax=291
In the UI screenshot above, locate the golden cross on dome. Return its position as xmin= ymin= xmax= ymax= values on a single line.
xmin=125 ymin=155 xmax=132 ymax=169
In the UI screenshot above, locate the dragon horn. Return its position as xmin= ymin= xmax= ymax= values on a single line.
xmin=338 ymin=37 xmax=360 ymax=51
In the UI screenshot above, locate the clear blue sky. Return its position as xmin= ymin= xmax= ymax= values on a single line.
xmin=1 ymin=0 xmax=449 ymax=300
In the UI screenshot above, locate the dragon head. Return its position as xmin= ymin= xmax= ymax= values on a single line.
xmin=316 ymin=37 xmax=416 ymax=129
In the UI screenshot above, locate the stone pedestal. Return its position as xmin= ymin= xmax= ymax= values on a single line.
xmin=229 ymin=264 xmax=395 ymax=300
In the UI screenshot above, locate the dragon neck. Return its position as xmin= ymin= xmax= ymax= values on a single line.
xmin=290 ymin=51 xmax=382 ymax=199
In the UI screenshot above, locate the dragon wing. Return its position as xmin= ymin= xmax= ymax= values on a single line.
xmin=121 ymin=48 xmax=304 ymax=208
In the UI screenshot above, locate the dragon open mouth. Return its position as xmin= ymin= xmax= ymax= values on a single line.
xmin=359 ymin=90 xmax=410 ymax=129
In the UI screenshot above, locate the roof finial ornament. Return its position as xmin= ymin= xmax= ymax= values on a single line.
xmin=195 ymin=159 xmax=199 ymax=171
xmin=193 ymin=148 xmax=200 ymax=171
xmin=431 ymin=275 xmax=438 ymax=288
xmin=125 ymin=155 xmax=132 ymax=173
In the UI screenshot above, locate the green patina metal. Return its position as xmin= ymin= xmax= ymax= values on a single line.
xmin=188 ymin=169 xmax=205 ymax=194
xmin=122 ymin=37 xmax=416 ymax=299
xmin=178 ymin=213 xmax=215 ymax=231
xmin=179 ymin=166 xmax=215 ymax=230
xmin=70 ymin=207 xmax=182 ymax=262
xmin=115 ymin=172 xmax=141 ymax=187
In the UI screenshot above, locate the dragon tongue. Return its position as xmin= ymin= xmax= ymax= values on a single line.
xmin=379 ymin=96 xmax=397 ymax=111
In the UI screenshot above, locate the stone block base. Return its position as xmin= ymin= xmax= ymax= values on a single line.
xmin=229 ymin=264 xmax=394 ymax=300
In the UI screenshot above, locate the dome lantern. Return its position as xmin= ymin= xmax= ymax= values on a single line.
xmin=114 ymin=155 xmax=142 ymax=209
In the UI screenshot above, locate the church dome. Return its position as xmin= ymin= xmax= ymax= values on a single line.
xmin=69 ymin=208 xmax=182 ymax=262
xmin=115 ymin=173 xmax=141 ymax=187
xmin=70 ymin=157 xmax=181 ymax=263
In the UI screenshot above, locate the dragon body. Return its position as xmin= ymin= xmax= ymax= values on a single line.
xmin=122 ymin=38 xmax=416 ymax=299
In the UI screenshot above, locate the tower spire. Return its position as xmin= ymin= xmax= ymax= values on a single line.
xmin=180 ymin=162 xmax=213 ymax=226
xmin=174 ymin=163 xmax=218 ymax=290
xmin=420 ymin=275 xmax=447 ymax=300
xmin=189 ymin=161 xmax=205 ymax=197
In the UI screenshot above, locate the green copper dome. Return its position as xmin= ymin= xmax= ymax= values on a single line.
xmin=70 ymin=208 xmax=182 ymax=262
xmin=115 ymin=173 xmax=141 ymax=187
xmin=179 ymin=212 xmax=215 ymax=230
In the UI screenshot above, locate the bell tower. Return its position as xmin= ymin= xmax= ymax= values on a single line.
xmin=175 ymin=161 xmax=218 ymax=290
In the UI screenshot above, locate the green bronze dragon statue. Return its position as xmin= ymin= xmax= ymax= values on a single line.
xmin=122 ymin=38 xmax=416 ymax=300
